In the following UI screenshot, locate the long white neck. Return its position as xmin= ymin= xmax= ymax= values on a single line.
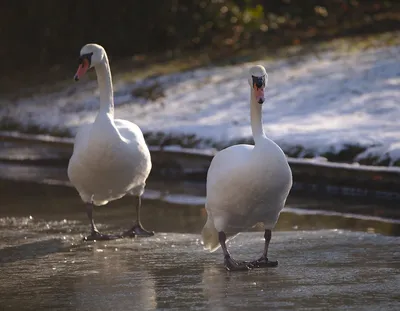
xmin=250 ymin=89 xmax=265 ymax=143
xmin=94 ymin=54 xmax=114 ymax=117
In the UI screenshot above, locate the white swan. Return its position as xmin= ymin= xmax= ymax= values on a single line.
xmin=68 ymin=43 xmax=153 ymax=241
xmin=201 ymin=65 xmax=292 ymax=271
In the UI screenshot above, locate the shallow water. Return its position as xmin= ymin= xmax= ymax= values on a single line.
xmin=0 ymin=165 xmax=400 ymax=310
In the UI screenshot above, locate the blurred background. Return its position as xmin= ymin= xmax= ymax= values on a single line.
xmin=0 ymin=0 xmax=399 ymax=86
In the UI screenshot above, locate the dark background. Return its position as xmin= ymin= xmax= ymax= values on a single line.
xmin=0 ymin=0 xmax=399 ymax=72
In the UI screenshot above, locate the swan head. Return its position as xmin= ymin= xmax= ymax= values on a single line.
xmin=74 ymin=44 xmax=106 ymax=81
xmin=248 ymin=65 xmax=268 ymax=104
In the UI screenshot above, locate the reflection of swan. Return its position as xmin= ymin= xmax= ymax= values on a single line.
xmin=201 ymin=264 xmax=275 ymax=310
xmin=201 ymin=252 xmax=292 ymax=310
xmin=202 ymin=265 xmax=233 ymax=311
xmin=201 ymin=65 xmax=292 ymax=271
xmin=73 ymin=245 xmax=157 ymax=310
xmin=68 ymin=44 xmax=153 ymax=241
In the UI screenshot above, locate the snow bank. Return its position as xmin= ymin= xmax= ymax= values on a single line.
xmin=2 ymin=44 xmax=400 ymax=165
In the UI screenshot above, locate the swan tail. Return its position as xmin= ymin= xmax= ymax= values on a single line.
xmin=201 ymin=215 xmax=241 ymax=253
xmin=201 ymin=217 xmax=221 ymax=253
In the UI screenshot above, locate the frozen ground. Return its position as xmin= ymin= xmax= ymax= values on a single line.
xmin=1 ymin=43 xmax=400 ymax=165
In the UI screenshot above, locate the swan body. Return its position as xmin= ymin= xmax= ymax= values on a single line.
xmin=204 ymin=140 xmax=291 ymax=243
xmin=201 ymin=65 xmax=292 ymax=270
xmin=69 ymin=115 xmax=151 ymax=205
xmin=68 ymin=43 xmax=152 ymax=240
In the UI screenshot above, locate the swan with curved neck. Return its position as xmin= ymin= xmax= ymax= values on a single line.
xmin=68 ymin=43 xmax=153 ymax=241
xmin=201 ymin=65 xmax=293 ymax=271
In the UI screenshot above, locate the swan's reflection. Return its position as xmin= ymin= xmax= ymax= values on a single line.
xmin=200 ymin=233 xmax=294 ymax=311
xmin=72 ymin=242 xmax=157 ymax=311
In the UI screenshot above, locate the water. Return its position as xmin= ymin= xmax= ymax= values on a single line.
xmin=0 ymin=165 xmax=400 ymax=310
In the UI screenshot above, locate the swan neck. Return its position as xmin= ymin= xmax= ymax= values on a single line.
xmin=250 ymin=90 xmax=265 ymax=141
xmin=95 ymin=56 xmax=114 ymax=116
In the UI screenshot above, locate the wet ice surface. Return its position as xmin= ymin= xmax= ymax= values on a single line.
xmin=0 ymin=230 xmax=399 ymax=311
xmin=0 ymin=177 xmax=400 ymax=310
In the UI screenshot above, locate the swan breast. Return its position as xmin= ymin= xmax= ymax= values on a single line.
xmin=68 ymin=118 xmax=151 ymax=204
xmin=206 ymin=142 xmax=292 ymax=230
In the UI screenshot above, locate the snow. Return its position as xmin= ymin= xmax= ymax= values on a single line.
xmin=2 ymin=44 xmax=400 ymax=164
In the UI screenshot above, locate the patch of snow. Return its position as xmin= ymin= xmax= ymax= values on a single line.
xmin=2 ymin=45 xmax=400 ymax=164
xmin=355 ymin=142 xmax=400 ymax=165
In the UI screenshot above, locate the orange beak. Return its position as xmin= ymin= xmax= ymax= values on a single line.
xmin=253 ymin=85 xmax=265 ymax=104
xmin=74 ymin=58 xmax=89 ymax=81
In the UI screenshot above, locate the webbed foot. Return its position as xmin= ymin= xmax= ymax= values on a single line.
xmin=249 ymin=256 xmax=278 ymax=268
xmin=224 ymin=255 xmax=252 ymax=271
xmin=83 ymin=231 xmax=122 ymax=241
xmin=122 ymin=223 xmax=154 ymax=238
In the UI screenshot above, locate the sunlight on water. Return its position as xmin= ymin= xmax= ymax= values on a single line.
xmin=284 ymin=206 xmax=400 ymax=224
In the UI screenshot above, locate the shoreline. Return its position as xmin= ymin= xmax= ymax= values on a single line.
xmin=1 ymin=131 xmax=399 ymax=201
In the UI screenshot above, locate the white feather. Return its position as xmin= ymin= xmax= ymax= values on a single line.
xmin=68 ymin=44 xmax=151 ymax=206
xmin=202 ymin=65 xmax=292 ymax=252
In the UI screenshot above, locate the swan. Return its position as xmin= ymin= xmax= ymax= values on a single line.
xmin=68 ymin=43 xmax=153 ymax=241
xmin=201 ymin=65 xmax=292 ymax=271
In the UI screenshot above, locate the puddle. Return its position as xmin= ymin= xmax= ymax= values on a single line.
xmin=0 ymin=164 xmax=400 ymax=310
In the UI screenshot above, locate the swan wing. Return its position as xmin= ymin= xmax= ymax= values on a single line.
xmin=207 ymin=144 xmax=254 ymax=186
xmin=114 ymin=119 xmax=144 ymax=141
xmin=71 ymin=123 xmax=92 ymax=153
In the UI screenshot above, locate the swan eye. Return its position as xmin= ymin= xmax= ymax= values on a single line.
xmin=78 ymin=52 xmax=93 ymax=66
xmin=252 ymin=75 xmax=265 ymax=89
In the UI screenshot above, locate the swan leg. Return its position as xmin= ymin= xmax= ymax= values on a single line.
xmin=83 ymin=203 xmax=122 ymax=241
xmin=219 ymin=231 xmax=251 ymax=271
xmin=249 ymin=229 xmax=278 ymax=268
xmin=122 ymin=196 xmax=154 ymax=237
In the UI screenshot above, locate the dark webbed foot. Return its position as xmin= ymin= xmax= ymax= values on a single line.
xmin=249 ymin=256 xmax=278 ymax=268
xmin=247 ymin=229 xmax=278 ymax=268
xmin=83 ymin=230 xmax=122 ymax=242
xmin=122 ymin=223 xmax=154 ymax=238
xmin=224 ymin=255 xmax=252 ymax=271
xmin=123 ymin=196 xmax=154 ymax=238
xmin=218 ymin=231 xmax=250 ymax=271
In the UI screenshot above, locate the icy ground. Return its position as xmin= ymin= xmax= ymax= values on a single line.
xmin=1 ymin=44 xmax=400 ymax=165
